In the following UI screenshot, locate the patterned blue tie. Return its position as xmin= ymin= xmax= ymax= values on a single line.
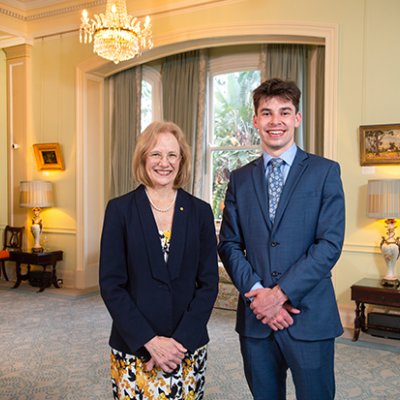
xmin=268 ymin=158 xmax=284 ymax=222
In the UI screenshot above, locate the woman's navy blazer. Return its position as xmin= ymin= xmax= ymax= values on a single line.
xmin=99 ymin=185 xmax=219 ymax=357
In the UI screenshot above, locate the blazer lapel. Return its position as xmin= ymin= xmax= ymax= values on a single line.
xmin=167 ymin=189 xmax=190 ymax=281
xmin=251 ymin=156 xmax=272 ymax=229
xmin=135 ymin=186 xmax=171 ymax=284
xmin=273 ymin=147 xmax=309 ymax=227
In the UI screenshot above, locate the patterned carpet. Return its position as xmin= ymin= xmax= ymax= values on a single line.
xmin=1 ymin=282 xmax=400 ymax=400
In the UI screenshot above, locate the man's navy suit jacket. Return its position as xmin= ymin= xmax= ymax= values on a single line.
xmin=218 ymin=147 xmax=345 ymax=341
xmin=99 ymin=185 xmax=219 ymax=357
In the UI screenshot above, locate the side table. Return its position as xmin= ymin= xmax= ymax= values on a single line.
xmin=10 ymin=250 xmax=63 ymax=292
xmin=350 ymin=278 xmax=400 ymax=341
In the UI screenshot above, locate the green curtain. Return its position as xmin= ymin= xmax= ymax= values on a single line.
xmin=161 ymin=51 xmax=201 ymax=192
xmin=193 ymin=49 xmax=208 ymax=197
xmin=314 ymin=46 xmax=325 ymax=156
xmin=109 ymin=66 xmax=142 ymax=197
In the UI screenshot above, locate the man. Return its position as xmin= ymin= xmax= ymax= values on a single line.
xmin=218 ymin=78 xmax=345 ymax=400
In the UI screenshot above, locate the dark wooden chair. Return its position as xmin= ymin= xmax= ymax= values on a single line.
xmin=0 ymin=225 xmax=24 ymax=281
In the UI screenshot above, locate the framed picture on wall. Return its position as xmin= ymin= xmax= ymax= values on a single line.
xmin=33 ymin=143 xmax=65 ymax=170
xmin=359 ymin=124 xmax=400 ymax=165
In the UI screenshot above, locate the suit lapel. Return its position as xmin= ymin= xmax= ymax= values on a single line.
xmin=167 ymin=189 xmax=189 ymax=281
xmin=135 ymin=186 xmax=171 ymax=284
xmin=251 ymin=156 xmax=272 ymax=229
xmin=273 ymin=147 xmax=309 ymax=227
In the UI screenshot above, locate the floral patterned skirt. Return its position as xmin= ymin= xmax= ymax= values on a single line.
xmin=110 ymin=345 xmax=207 ymax=399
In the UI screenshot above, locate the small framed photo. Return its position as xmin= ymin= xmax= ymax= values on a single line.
xmin=33 ymin=143 xmax=64 ymax=170
xmin=359 ymin=124 xmax=400 ymax=165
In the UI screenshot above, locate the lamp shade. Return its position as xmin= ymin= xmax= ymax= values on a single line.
xmin=19 ymin=180 xmax=54 ymax=208
xmin=367 ymin=179 xmax=400 ymax=219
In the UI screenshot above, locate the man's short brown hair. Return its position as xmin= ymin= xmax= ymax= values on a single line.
xmin=253 ymin=78 xmax=301 ymax=113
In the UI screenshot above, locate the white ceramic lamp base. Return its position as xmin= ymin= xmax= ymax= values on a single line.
xmin=380 ymin=219 xmax=400 ymax=288
xmin=31 ymin=223 xmax=43 ymax=253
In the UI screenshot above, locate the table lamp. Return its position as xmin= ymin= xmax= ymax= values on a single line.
xmin=367 ymin=179 xmax=400 ymax=287
xmin=19 ymin=180 xmax=54 ymax=253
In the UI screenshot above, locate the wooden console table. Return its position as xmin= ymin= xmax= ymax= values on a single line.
xmin=10 ymin=250 xmax=63 ymax=292
xmin=350 ymin=278 xmax=400 ymax=341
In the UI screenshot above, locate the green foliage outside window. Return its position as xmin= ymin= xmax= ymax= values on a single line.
xmin=211 ymin=70 xmax=261 ymax=219
xmin=212 ymin=148 xmax=261 ymax=219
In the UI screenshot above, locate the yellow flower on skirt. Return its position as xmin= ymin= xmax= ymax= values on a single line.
xmin=185 ymin=390 xmax=196 ymax=400
xmin=135 ymin=371 xmax=147 ymax=392
xmin=110 ymin=346 xmax=208 ymax=399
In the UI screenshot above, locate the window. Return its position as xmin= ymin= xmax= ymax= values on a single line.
xmin=206 ymin=53 xmax=261 ymax=219
xmin=141 ymin=80 xmax=152 ymax=130
xmin=141 ymin=66 xmax=162 ymax=130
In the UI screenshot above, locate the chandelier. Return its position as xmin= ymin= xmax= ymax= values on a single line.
xmin=79 ymin=0 xmax=153 ymax=64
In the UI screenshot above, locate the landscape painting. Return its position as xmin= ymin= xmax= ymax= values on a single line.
xmin=359 ymin=124 xmax=400 ymax=165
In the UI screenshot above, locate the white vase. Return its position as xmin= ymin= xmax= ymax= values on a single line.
xmin=380 ymin=239 xmax=399 ymax=281
xmin=31 ymin=223 xmax=43 ymax=252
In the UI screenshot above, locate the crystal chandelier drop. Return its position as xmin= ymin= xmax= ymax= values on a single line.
xmin=79 ymin=0 xmax=153 ymax=64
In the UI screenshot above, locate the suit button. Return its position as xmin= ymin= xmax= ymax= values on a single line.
xmin=271 ymin=271 xmax=280 ymax=277
xmin=271 ymin=241 xmax=279 ymax=247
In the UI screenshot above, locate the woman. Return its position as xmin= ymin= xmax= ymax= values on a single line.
xmin=99 ymin=121 xmax=219 ymax=399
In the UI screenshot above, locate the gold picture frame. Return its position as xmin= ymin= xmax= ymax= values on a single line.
xmin=33 ymin=143 xmax=64 ymax=170
xmin=359 ymin=124 xmax=400 ymax=165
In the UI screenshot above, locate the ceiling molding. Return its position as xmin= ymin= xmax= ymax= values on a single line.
xmin=0 ymin=0 xmax=227 ymax=21
xmin=1 ymin=1 xmax=74 ymax=11
xmin=0 ymin=6 xmax=25 ymax=20
xmin=0 ymin=1 xmax=106 ymax=21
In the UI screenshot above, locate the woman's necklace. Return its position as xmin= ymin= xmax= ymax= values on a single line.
xmin=146 ymin=190 xmax=177 ymax=213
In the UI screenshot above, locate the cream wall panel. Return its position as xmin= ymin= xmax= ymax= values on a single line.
xmin=76 ymin=70 xmax=104 ymax=290
xmin=28 ymin=34 xmax=94 ymax=288
xmin=4 ymin=45 xmax=32 ymax=233
xmin=79 ymin=76 xmax=104 ymax=289
xmin=30 ymin=33 xmax=92 ymax=230
xmin=363 ymin=0 xmax=400 ymax=122
xmin=0 ymin=50 xmax=7 ymax=228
